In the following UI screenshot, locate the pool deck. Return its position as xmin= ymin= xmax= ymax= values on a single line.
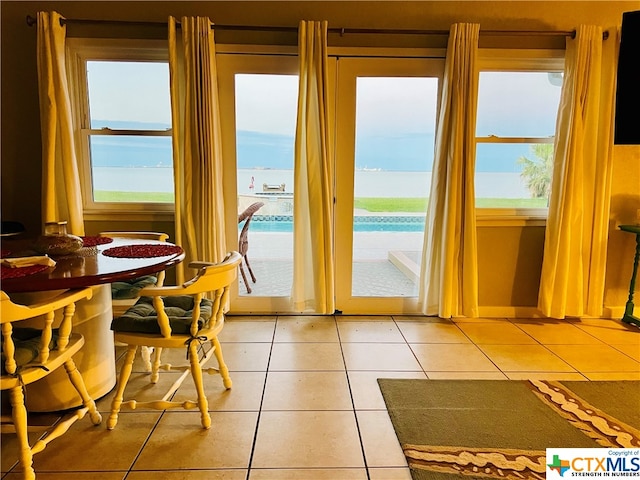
xmin=240 ymin=231 xmax=423 ymax=297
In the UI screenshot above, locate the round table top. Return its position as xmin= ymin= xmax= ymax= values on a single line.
xmin=1 ymin=236 xmax=184 ymax=293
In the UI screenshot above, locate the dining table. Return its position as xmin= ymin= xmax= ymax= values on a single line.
xmin=1 ymin=235 xmax=185 ymax=412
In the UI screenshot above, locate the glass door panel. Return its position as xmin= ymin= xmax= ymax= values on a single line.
xmin=335 ymin=58 xmax=443 ymax=314
xmin=217 ymin=55 xmax=299 ymax=313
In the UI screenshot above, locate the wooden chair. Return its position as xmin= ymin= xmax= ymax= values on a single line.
xmin=99 ymin=231 xmax=170 ymax=371
xmin=107 ymin=251 xmax=242 ymax=430
xmin=1 ymin=288 xmax=102 ymax=480
xmin=237 ymin=202 xmax=264 ymax=293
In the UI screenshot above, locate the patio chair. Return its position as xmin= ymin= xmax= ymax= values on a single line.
xmin=1 ymin=288 xmax=102 ymax=479
xmin=238 ymin=202 xmax=264 ymax=294
xmin=107 ymin=251 xmax=241 ymax=430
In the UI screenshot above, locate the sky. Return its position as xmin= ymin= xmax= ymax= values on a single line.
xmin=87 ymin=60 xmax=562 ymax=139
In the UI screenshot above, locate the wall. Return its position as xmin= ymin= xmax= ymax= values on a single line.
xmin=1 ymin=1 xmax=638 ymax=316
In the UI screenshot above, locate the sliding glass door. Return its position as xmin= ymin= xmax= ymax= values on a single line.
xmin=334 ymin=57 xmax=443 ymax=314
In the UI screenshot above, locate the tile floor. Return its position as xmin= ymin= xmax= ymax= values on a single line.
xmin=1 ymin=315 xmax=639 ymax=479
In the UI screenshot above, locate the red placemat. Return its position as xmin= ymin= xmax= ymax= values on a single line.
xmin=0 ymin=264 xmax=50 ymax=279
xmin=102 ymin=244 xmax=182 ymax=259
xmin=82 ymin=236 xmax=114 ymax=247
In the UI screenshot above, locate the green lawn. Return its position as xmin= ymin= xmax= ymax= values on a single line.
xmin=95 ymin=191 xmax=547 ymax=210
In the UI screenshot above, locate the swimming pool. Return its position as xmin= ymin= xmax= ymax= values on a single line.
xmin=244 ymin=215 xmax=426 ymax=232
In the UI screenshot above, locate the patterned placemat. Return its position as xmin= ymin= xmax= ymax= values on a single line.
xmin=102 ymin=244 xmax=182 ymax=259
xmin=0 ymin=264 xmax=50 ymax=279
xmin=82 ymin=236 xmax=113 ymax=247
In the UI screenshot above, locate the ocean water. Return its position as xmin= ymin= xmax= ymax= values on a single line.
xmin=93 ymin=167 xmax=531 ymax=198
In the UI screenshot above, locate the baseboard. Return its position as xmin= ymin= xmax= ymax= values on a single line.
xmin=478 ymin=306 xmax=620 ymax=320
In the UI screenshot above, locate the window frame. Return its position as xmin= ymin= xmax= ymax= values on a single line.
xmin=475 ymin=49 xmax=565 ymax=222
xmin=66 ymin=38 xmax=174 ymax=220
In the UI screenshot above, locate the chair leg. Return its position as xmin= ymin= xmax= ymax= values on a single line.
xmin=63 ymin=358 xmax=102 ymax=426
xmin=188 ymin=340 xmax=211 ymax=429
xmin=212 ymin=337 xmax=232 ymax=389
xmin=140 ymin=346 xmax=153 ymax=372
xmin=239 ymin=263 xmax=252 ymax=294
xmin=9 ymin=386 xmax=35 ymax=480
xmin=150 ymin=347 xmax=163 ymax=384
xmin=244 ymin=255 xmax=257 ymax=283
xmin=108 ymin=345 xmax=137 ymax=430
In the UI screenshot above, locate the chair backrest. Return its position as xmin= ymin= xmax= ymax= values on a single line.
xmin=1 ymin=288 xmax=93 ymax=375
xmin=133 ymin=251 xmax=242 ymax=338
xmin=238 ymin=202 xmax=264 ymax=255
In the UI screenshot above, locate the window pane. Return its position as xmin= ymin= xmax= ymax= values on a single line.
xmin=475 ymin=143 xmax=553 ymax=208
xmin=476 ymin=72 xmax=561 ymax=137
xmin=352 ymin=77 xmax=437 ymax=297
xmin=87 ymin=61 xmax=171 ymax=129
xmin=90 ymin=136 xmax=174 ymax=203
xmin=235 ymin=74 xmax=298 ymax=297
xmin=86 ymin=61 xmax=173 ymax=203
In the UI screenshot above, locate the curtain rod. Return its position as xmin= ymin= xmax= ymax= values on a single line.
xmin=25 ymin=15 xmax=609 ymax=40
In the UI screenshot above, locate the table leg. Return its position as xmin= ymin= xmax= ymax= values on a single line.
xmin=622 ymin=233 xmax=640 ymax=327
xmin=25 ymin=285 xmax=116 ymax=412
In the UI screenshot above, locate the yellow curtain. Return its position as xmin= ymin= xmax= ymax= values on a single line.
xmin=36 ymin=11 xmax=84 ymax=235
xmin=418 ymin=23 xmax=480 ymax=319
xmin=538 ymin=25 xmax=614 ymax=319
xmin=292 ymin=20 xmax=335 ymax=313
xmin=168 ymin=16 xmax=226 ymax=283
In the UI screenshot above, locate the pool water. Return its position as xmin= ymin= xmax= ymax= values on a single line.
xmin=244 ymin=215 xmax=426 ymax=233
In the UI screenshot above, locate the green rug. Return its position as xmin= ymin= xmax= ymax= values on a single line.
xmin=378 ymin=379 xmax=640 ymax=480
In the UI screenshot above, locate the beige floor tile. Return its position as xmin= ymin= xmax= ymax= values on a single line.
xmin=342 ymin=343 xmax=423 ymax=371
xmin=96 ymin=370 xmax=186 ymax=413
xmin=504 ymin=372 xmax=588 ymax=380
xmin=219 ymin=320 xmax=276 ymax=342
xmin=219 ymin=342 xmax=272 ymax=371
xmin=573 ymin=321 xmax=640 ymax=344
xmin=583 ymin=372 xmax=640 ymax=380
xmin=368 ymin=467 xmax=413 ymax=480
xmin=227 ymin=315 xmax=278 ymax=322
xmin=410 ymin=344 xmax=500 ymax=372
xmin=392 ymin=315 xmax=451 ymax=323
xmin=3 ymin=474 xmax=126 ymax=480
xmin=457 ymin=322 xmax=537 ymax=344
xmin=30 ymin=412 xmax=161 ymax=472
xmin=174 ymin=371 xmax=267 ymax=411
xmin=262 ymin=371 xmax=352 ymax=410
xmin=611 ymin=343 xmax=640 ymax=361
xmin=512 ymin=321 xmax=604 ymax=345
xmin=128 ymin=471 xmax=246 ymax=480
xmin=1 ymin=429 xmax=57 ymax=474
xmin=339 ymin=315 xmax=394 ymax=322
xmin=337 ymin=321 xmax=405 ymax=342
xmin=426 ymin=371 xmax=508 ymax=379
xmin=451 ymin=317 xmax=505 ymax=323
xmin=269 ymin=342 xmax=345 ymax=371
xmin=133 ymin=411 xmax=258 ymax=470
xmin=252 ymin=411 xmax=365 ymax=468
xmin=249 ymin=469 xmax=367 ymax=479
xmin=348 ymin=371 xmax=427 ymax=410
xmin=396 ymin=321 xmax=471 ymax=343
xmin=356 ymin=410 xmax=407 ymax=467
xmin=478 ymin=344 xmax=576 ymax=372
xmin=274 ymin=317 xmax=339 ymax=342
xmin=545 ymin=344 xmax=640 ymax=372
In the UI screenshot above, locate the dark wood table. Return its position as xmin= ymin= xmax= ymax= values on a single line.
xmin=1 ymin=237 xmax=184 ymax=411
xmin=619 ymin=224 xmax=640 ymax=327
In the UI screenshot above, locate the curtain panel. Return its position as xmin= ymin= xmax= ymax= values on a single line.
xmin=292 ymin=20 xmax=335 ymax=314
xmin=36 ymin=11 xmax=85 ymax=235
xmin=418 ymin=23 xmax=480 ymax=319
xmin=168 ymin=16 xmax=227 ymax=283
xmin=538 ymin=25 xmax=614 ymax=319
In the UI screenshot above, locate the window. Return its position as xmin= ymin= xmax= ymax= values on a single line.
xmin=475 ymin=52 xmax=564 ymax=215
xmin=67 ymin=39 xmax=173 ymax=214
